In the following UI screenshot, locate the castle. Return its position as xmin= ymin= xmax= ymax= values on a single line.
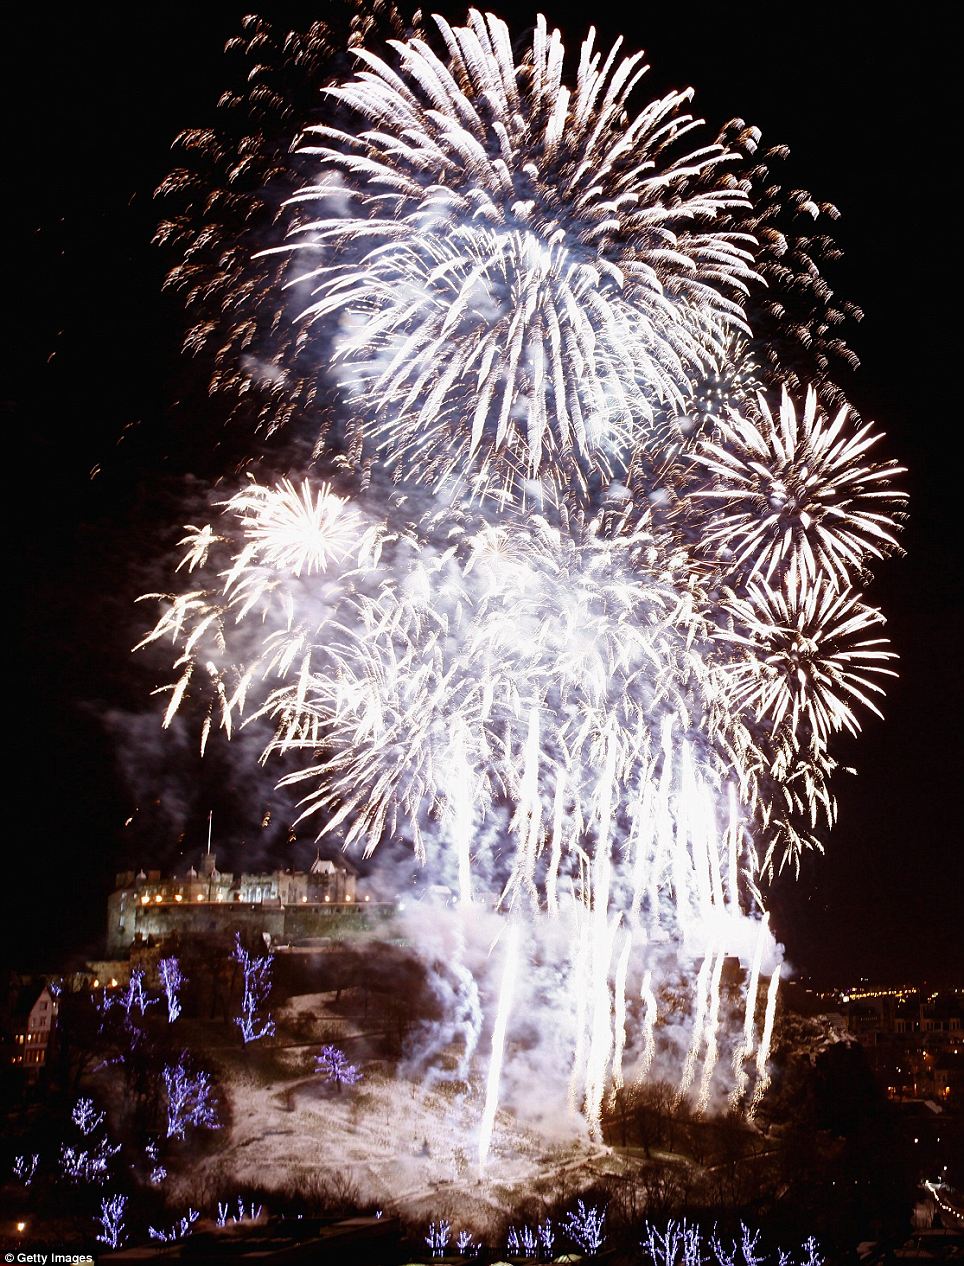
xmin=106 ymin=845 xmax=389 ymax=955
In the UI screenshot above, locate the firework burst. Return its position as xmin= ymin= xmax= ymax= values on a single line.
xmin=693 ymin=387 xmax=906 ymax=590
xmin=140 ymin=8 xmax=905 ymax=1152
xmin=708 ymin=119 xmax=865 ymax=409
xmin=291 ymin=10 xmax=756 ymax=504
xmin=721 ymin=578 xmax=896 ymax=747
xmin=155 ymin=6 xmax=423 ymax=453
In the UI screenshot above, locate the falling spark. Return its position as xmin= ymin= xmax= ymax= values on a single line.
xmin=676 ymin=952 xmax=713 ymax=1107
xmin=749 ymin=967 xmax=782 ymax=1118
xmin=609 ymin=930 xmax=633 ymax=1107
xmin=730 ymin=914 xmax=768 ymax=1109
xmin=696 ymin=949 xmax=727 ymax=1114
xmin=478 ymin=923 xmax=521 ymax=1169
xmin=637 ymin=970 xmax=658 ymax=1085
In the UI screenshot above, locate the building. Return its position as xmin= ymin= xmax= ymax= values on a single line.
xmin=933 ymin=1050 xmax=964 ymax=1104
xmin=105 ymin=847 xmax=390 ymax=955
xmin=8 ymin=983 xmax=59 ymax=1079
xmin=825 ymin=986 xmax=964 ymax=1104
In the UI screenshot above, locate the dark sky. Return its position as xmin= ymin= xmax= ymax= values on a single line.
xmin=7 ymin=7 xmax=961 ymax=984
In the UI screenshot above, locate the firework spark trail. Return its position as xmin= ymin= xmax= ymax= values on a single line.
xmin=567 ymin=904 xmax=591 ymax=1117
xmin=637 ymin=969 xmax=658 ymax=1084
xmin=478 ymin=922 xmax=521 ymax=1169
xmin=546 ymin=771 xmax=567 ymax=918
xmin=582 ymin=733 xmax=625 ymax=1137
xmin=730 ymin=914 xmax=768 ymax=1109
xmin=749 ymin=967 xmax=782 ymax=1119
xmin=445 ymin=722 xmax=476 ymax=907
xmin=726 ymin=783 xmax=741 ymax=912
xmin=504 ymin=707 xmax=544 ymax=909
xmin=676 ymin=951 xmax=713 ymax=1107
xmin=140 ymin=5 xmax=906 ymax=1139
xmin=609 ymin=930 xmax=633 ymax=1108
xmin=438 ymin=920 xmax=484 ymax=1083
xmin=696 ymin=948 xmax=727 ymax=1114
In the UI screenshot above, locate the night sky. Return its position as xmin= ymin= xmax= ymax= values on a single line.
xmin=7 ymin=6 xmax=961 ymax=985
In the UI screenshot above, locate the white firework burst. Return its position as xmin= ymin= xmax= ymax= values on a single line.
xmin=290 ymin=10 xmax=756 ymax=503
xmin=137 ymin=477 xmax=394 ymax=744
xmin=228 ymin=477 xmax=358 ymax=576
xmin=721 ymin=579 xmax=897 ymax=747
xmin=692 ymin=387 xmax=906 ymax=589
xmin=266 ymin=514 xmax=716 ymax=853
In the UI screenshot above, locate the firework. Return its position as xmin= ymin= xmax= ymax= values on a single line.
xmin=291 ymin=10 xmax=756 ymax=504
xmin=709 ymin=118 xmax=865 ymax=411
xmin=141 ymin=7 xmax=904 ymax=1147
xmin=720 ymin=579 xmax=897 ymax=747
xmin=477 ymin=923 xmax=521 ymax=1166
xmin=155 ymin=7 xmax=423 ymax=454
xmin=693 ymin=387 xmax=906 ymax=591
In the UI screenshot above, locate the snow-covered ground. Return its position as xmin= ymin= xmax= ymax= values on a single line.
xmin=171 ymin=992 xmax=623 ymax=1233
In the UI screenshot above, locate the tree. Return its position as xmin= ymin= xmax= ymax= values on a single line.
xmin=232 ymin=934 xmax=275 ymax=1044
xmin=162 ymin=1057 xmax=219 ymax=1139
xmin=316 ymin=1045 xmax=362 ymax=1090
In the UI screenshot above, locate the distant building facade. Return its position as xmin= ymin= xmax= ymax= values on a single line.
xmin=8 ymin=983 xmax=59 ymax=1079
xmin=828 ymin=986 xmax=964 ymax=1104
xmin=106 ymin=848 xmax=388 ymax=955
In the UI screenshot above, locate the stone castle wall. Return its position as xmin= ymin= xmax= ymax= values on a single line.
xmin=107 ymin=891 xmax=393 ymax=955
xmin=106 ymin=852 xmax=390 ymax=955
